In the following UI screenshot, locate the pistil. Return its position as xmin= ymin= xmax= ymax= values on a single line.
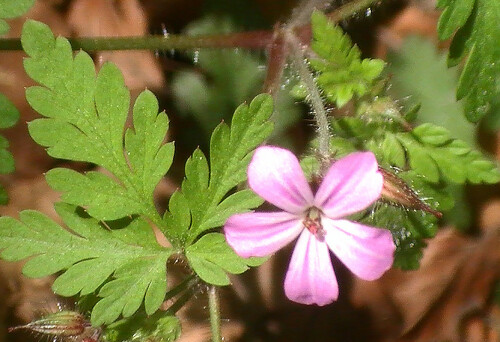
xmin=303 ymin=207 xmax=325 ymax=241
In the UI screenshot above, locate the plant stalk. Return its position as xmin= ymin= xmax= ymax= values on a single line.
xmin=328 ymin=0 xmax=383 ymax=22
xmin=0 ymin=0 xmax=383 ymax=53
xmin=208 ymin=286 xmax=222 ymax=342
xmin=0 ymin=30 xmax=273 ymax=52
xmin=287 ymin=32 xmax=331 ymax=162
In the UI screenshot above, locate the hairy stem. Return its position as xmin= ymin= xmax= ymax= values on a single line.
xmin=288 ymin=0 xmax=333 ymax=28
xmin=328 ymin=0 xmax=383 ymax=22
xmin=262 ymin=29 xmax=288 ymax=95
xmin=287 ymin=32 xmax=331 ymax=161
xmin=0 ymin=31 xmax=273 ymax=51
xmin=208 ymin=286 xmax=222 ymax=342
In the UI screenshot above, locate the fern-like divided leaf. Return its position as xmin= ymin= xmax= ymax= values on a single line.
xmin=22 ymin=20 xmax=174 ymax=224
xmin=103 ymin=312 xmax=181 ymax=342
xmin=162 ymin=94 xmax=273 ymax=285
xmin=164 ymin=94 xmax=274 ymax=246
xmin=437 ymin=0 xmax=500 ymax=122
xmin=0 ymin=203 xmax=171 ymax=325
xmin=321 ymin=101 xmax=499 ymax=269
xmin=186 ymin=233 xmax=261 ymax=286
xmin=396 ymin=123 xmax=499 ymax=184
xmin=0 ymin=0 xmax=34 ymax=34
xmin=291 ymin=11 xmax=384 ymax=108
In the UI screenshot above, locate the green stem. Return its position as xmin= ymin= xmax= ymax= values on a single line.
xmin=165 ymin=286 xmax=197 ymax=316
xmin=328 ymin=0 xmax=383 ymax=22
xmin=0 ymin=0 xmax=381 ymax=52
xmin=208 ymin=286 xmax=221 ymax=342
xmin=0 ymin=30 xmax=273 ymax=52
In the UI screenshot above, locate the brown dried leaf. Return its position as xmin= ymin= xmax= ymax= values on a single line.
xmin=67 ymin=0 xmax=165 ymax=90
xmin=352 ymin=227 xmax=500 ymax=342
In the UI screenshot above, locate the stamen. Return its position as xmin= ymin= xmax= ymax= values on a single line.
xmin=303 ymin=207 xmax=325 ymax=241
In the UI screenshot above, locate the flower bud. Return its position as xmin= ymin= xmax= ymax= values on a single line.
xmin=379 ymin=168 xmax=442 ymax=218
xmin=9 ymin=310 xmax=101 ymax=341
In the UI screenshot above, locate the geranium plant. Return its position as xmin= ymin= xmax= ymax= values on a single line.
xmin=0 ymin=0 xmax=499 ymax=341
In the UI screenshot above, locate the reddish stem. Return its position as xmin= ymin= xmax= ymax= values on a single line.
xmin=262 ymin=27 xmax=288 ymax=95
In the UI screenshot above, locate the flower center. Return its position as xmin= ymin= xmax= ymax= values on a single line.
xmin=303 ymin=207 xmax=325 ymax=241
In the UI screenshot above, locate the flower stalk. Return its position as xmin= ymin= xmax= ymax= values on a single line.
xmin=286 ymin=32 xmax=331 ymax=164
xmin=208 ymin=285 xmax=222 ymax=342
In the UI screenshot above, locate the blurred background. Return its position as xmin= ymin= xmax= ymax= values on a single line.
xmin=0 ymin=0 xmax=500 ymax=341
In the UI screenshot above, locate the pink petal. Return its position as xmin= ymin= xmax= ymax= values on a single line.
xmin=313 ymin=152 xmax=383 ymax=219
xmin=224 ymin=211 xmax=303 ymax=258
xmin=323 ymin=218 xmax=395 ymax=281
xmin=248 ymin=146 xmax=314 ymax=214
xmin=284 ymin=230 xmax=338 ymax=305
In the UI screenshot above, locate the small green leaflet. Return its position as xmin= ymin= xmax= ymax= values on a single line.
xmin=0 ymin=0 xmax=34 ymax=34
xmin=0 ymin=203 xmax=171 ymax=325
xmin=104 ymin=312 xmax=181 ymax=342
xmin=163 ymin=94 xmax=273 ymax=246
xmin=22 ymin=20 xmax=174 ymax=223
xmin=0 ymin=93 xmax=19 ymax=204
xmin=437 ymin=0 xmax=500 ymax=122
xmin=321 ymin=102 xmax=499 ymax=269
xmin=186 ymin=233 xmax=265 ymax=286
xmin=362 ymin=203 xmax=437 ymax=270
xmin=397 ymin=123 xmax=499 ymax=184
xmin=162 ymin=94 xmax=272 ymax=285
xmin=291 ymin=11 xmax=384 ymax=108
xmin=330 ymin=114 xmax=499 ymax=185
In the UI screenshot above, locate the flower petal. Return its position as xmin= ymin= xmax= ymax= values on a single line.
xmin=324 ymin=218 xmax=395 ymax=281
xmin=224 ymin=211 xmax=303 ymax=258
xmin=314 ymin=152 xmax=383 ymax=218
xmin=248 ymin=146 xmax=314 ymax=214
xmin=284 ymin=230 xmax=338 ymax=305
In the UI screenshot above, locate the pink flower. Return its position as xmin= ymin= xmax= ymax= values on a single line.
xmin=224 ymin=146 xmax=395 ymax=305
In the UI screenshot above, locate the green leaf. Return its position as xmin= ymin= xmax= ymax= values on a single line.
xmin=22 ymin=21 xmax=173 ymax=222
xmin=293 ymin=11 xmax=384 ymax=108
xmin=382 ymin=133 xmax=405 ymax=168
xmin=104 ymin=312 xmax=181 ymax=342
xmin=437 ymin=0 xmax=500 ymax=121
xmin=0 ymin=185 xmax=7 ymax=205
xmin=0 ymin=0 xmax=34 ymax=34
xmin=437 ymin=0 xmax=475 ymax=40
xmin=91 ymin=257 xmax=168 ymax=325
xmin=0 ymin=203 xmax=171 ymax=325
xmin=200 ymin=189 xmax=263 ymax=230
xmin=395 ymin=124 xmax=500 ymax=184
xmin=0 ymin=94 xmax=19 ymax=179
xmin=186 ymin=233 xmax=257 ymax=286
xmin=162 ymin=191 xmax=191 ymax=245
xmin=364 ymin=204 xmax=436 ymax=270
xmin=0 ymin=93 xmax=20 ymax=129
xmin=0 ymin=94 xmax=19 ymax=187
xmin=392 ymin=228 xmax=427 ymax=270
xmin=412 ymin=123 xmax=452 ymax=146
xmin=170 ymin=94 xmax=273 ymax=244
